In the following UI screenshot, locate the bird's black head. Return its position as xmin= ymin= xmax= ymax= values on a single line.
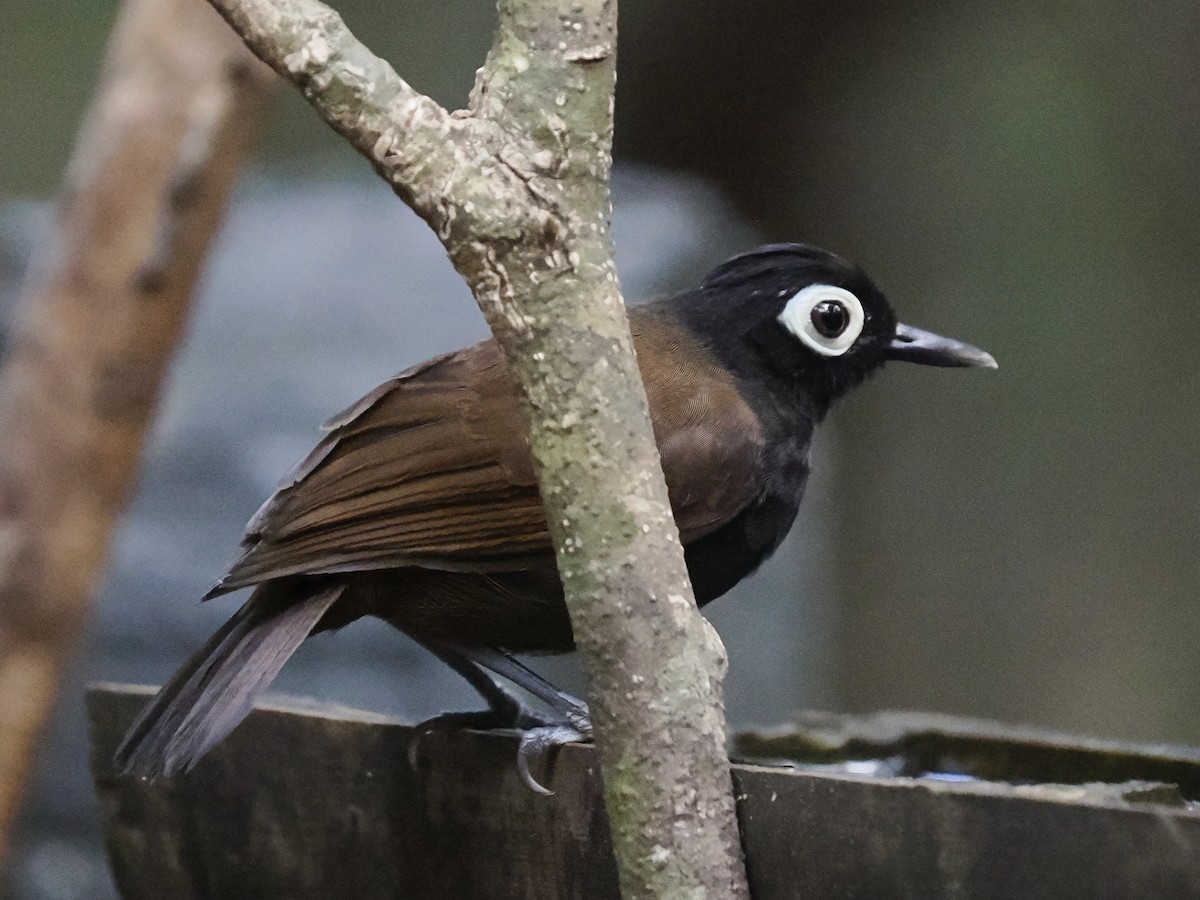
xmin=671 ymin=243 xmax=995 ymax=418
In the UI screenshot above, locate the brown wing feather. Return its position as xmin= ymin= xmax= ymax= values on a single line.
xmin=209 ymin=308 xmax=764 ymax=597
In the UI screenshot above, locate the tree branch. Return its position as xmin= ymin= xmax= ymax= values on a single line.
xmin=203 ymin=0 xmax=751 ymax=895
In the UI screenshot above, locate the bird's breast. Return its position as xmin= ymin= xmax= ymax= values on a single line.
xmin=681 ymin=438 xmax=811 ymax=607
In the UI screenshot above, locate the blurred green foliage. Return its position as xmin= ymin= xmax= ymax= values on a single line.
xmin=2 ymin=1 xmax=120 ymax=196
xmin=803 ymin=2 xmax=1200 ymax=743
xmin=0 ymin=0 xmax=494 ymax=198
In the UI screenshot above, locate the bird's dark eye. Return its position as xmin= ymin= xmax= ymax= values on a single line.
xmin=811 ymin=300 xmax=849 ymax=338
xmin=779 ymin=284 xmax=865 ymax=356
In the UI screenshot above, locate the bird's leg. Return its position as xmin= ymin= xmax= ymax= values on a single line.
xmin=412 ymin=643 xmax=592 ymax=794
xmin=454 ymin=647 xmax=593 ymax=795
xmin=417 ymin=642 xmax=544 ymax=730
xmin=408 ymin=643 xmax=566 ymax=758
xmin=407 ymin=642 xmax=544 ymax=771
xmin=456 ymin=646 xmax=590 ymax=727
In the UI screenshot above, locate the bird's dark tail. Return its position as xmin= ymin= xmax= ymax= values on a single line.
xmin=114 ymin=580 xmax=343 ymax=777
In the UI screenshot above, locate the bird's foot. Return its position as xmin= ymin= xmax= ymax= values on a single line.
xmin=516 ymin=714 xmax=593 ymax=795
xmin=406 ymin=696 xmax=546 ymax=771
xmin=407 ymin=703 xmax=593 ymax=795
xmin=411 ymin=643 xmax=593 ymax=793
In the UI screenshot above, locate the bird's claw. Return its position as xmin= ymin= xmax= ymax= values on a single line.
xmin=516 ymin=721 xmax=592 ymax=795
xmin=407 ymin=700 xmax=577 ymax=772
xmin=403 ymin=646 xmax=593 ymax=794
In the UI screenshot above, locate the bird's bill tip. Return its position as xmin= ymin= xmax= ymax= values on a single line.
xmin=887 ymin=323 xmax=997 ymax=369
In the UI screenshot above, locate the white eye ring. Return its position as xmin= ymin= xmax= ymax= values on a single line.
xmin=777 ymin=284 xmax=865 ymax=357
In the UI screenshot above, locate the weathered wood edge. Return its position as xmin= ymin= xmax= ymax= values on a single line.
xmin=88 ymin=684 xmax=1200 ymax=900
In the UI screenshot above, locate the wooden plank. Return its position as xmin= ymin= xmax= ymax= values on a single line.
xmin=88 ymin=685 xmax=1200 ymax=899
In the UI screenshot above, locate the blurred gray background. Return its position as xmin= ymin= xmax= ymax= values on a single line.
xmin=3 ymin=0 xmax=1199 ymax=897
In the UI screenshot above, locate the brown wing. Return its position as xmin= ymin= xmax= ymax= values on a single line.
xmin=209 ymin=308 xmax=765 ymax=596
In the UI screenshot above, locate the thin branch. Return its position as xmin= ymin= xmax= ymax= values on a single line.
xmin=204 ymin=0 xmax=466 ymax=219
xmin=204 ymin=0 xmax=751 ymax=895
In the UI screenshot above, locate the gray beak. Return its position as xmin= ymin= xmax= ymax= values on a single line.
xmin=887 ymin=323 xmax=998 ymax=369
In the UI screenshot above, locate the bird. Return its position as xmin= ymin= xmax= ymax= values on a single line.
xmin=115 ymin=243 xmax=996 ymax=790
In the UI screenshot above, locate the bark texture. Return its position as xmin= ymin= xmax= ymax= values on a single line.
xmin=0 ymin=0 xmax=273 ymax=866
xmin=202 ymin=0 xmax=749 ymax=895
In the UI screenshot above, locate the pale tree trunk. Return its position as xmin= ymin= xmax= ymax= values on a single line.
xmin=0 ymin=0 xmax=273 ymax=867
xmin=203 ymin=0 xmax=750 ymax=895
